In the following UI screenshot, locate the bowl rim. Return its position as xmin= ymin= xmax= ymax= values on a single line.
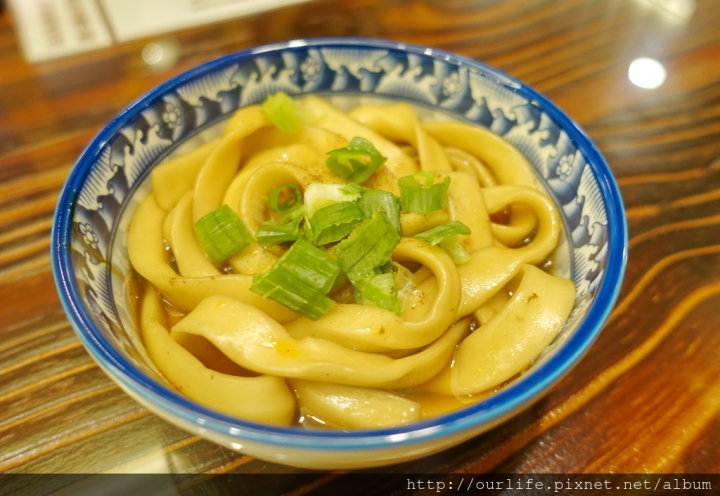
xmin=51 ymin=36 xmax=628 ymax=451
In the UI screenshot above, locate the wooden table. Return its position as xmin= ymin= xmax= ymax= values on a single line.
xmin=2 ymin=0 xmax=719 ymax=490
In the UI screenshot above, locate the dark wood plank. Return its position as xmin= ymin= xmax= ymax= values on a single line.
xmin=1 ymin=0 xmax=719 ymax=485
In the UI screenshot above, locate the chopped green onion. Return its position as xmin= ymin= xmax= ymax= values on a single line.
xmin=339 ymin=182 xmax=364 ymax=195
xmin=392 ymin=262 xmax=416 ymax=305
xmin=250 ymin=239 xmax=341 ymax=320
xmin=194 ymin=204 xmax=253 ymax=263
xmin=302 ymin=216 xmax=315 ymax=244
xmin=334 ymin=211 xmax=401 ymax=284
xmin=439 ymin=235 xmax=472 ymax=265
xmin=354 ymin=272 xmax=402 ymax=314
xmin=267 ymin=184 xmax=303 ymax=215
xmin=413 ymin=221 xmax=472 ymax=264
xmin=329 ymin=269 xmax=349 ymax=294
xmin=326 ymin=137 xmax=387 ymax=183
xmin=413 ymin=221 xmax=471 ymax=245
xmin=376 ymin=259 xmax=394 ymax=275
xmin=398 ymin=173 xmax=451 ymax=213
xmin=357 ymin=188 xmax=402 ymax=235
xmin=415 ymin=171 xmax=435 ymax=185
xmin=261 ymin=92 xmax=303 ymax=133
xmin=255 ymin=217 xmax=302 ymax=248
xmin=308 ymin=201 xmax=365 ymax=245
xmin=304 ymin=183 xmax=360 ymax=219
xmin=353 ymin=262 xmax=414 ymax=314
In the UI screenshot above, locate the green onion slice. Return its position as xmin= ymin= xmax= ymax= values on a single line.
xmin=398 ymin=173 xmax=451 ymax=213
xmin=392 ymin=262 xmax=416 ymax=305
xmin=339 ymin=182 xmax=364 ymax=195
xmin=267 ymin=183 xmax=303 ymax=215
xmin=308 ymin=201 xmax=365 ymax=245
xmin=194 ymin=204 xmax=253 ymax=263
xmin=304 ymin=183 xmax=361 ymax=219
xmin=354 ymin=272 xmax=402 ymax=314
xmin=357 ymin=188 xmax=402 ymax=235
xmin=326 ymin=137 xmax=388 ymax=184
xmin=413 ymin=221 xmax=471 ymax=245
xmin=255 ymin=217 xmax=302 ymax=248
xmin=353 ymin=262 xmax=414 ymax=314
xmin=250 ymin=239 xmax=341 ymax=320
xmin=439 ymin=235 xmax=472 ymax=265
xmin=334 ymin=211 xmax=401 ymax=284
xmin=261 ymin=91 xmax=303 ymax=133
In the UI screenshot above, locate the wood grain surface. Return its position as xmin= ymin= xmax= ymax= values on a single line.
xmin=1 ymin=0 xmax=719 ymax=489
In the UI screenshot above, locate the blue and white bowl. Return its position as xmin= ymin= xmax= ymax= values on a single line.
xmin=51 ymin=38 xmax=627 ymax=469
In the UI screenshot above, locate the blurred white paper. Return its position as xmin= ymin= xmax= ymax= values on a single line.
xmin=99 ymin=0 xmax=311 ymax=42
xmin=9 ymin=0 xmax=311 ymax=63
xmin=9 ymin=0 xmax=113 ymax=63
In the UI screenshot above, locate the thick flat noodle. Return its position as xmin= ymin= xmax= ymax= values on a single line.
xmin=193 ymin=106 xmax=270 ymax=222
xmin=225 ymin=159 xmax=330 ymax=271
xmin=363 ymin=164 xmax=403 ymax=196
xmin=221 ymin=128 xmax=346 ymax=221
xmin=139 ymin=286 xmax=295 ymax=425
xmin=237 ymin=125 xmax=348 ymax=170
xmin=298 ymin=96 xmax=419 ymax=179
xmin=128 ymin=193 xmax=298 ymax=322
xmin=482 ymin=185 xmax=561 ymax=259
xmin=400 ymin=390 xmax=482 ymax=418
xmin=422 ymin=122 xmax=541 ymax=189
xmin=400 ymin=211 xmax=449 ymax=237
xmin=445 ymin=171 xmax=493 ymax=251
xmin=425 ymin=123 xmax=541 ymax=247
xmin=291 ymin=380 xmax=421 ymax=429
xmin=152 ymin=138 xmax=220 ymax=211
xmin=163 ymin=191 xmax=220 ymax=278
xmin=474 ymin=286 xmax=511 ymax=326
xmin=224 ymin=160 xmax=338 ymax=272
xmin=490 ymin=206 xmax=538 ymax=247
xmin=128 ymin=96 xmax=576 ymax=429
xmin=171 ymin=331 xmax=251 ymax=376
xmin=227 ymin=241 xmax=279 ymax=276
xmin=286 ymin=238 xmax=461 ymax=351
xmin=444 ymin=147 xmax=497 ymax=188
xmin=236 ymin=162 xmax=336 ymax=231
xmin=348 ymin=104 xmax=453 ymax=172
xmin=172 ymin=296 xmax=470 ymax=389
xmin=456 ymin=184 xmax=562 ymax=317
xmin=453 ymin=265 xmax=576 ymax=395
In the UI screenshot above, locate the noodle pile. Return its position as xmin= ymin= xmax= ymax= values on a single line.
xmin=127 ymin=95 xmax=575 ymax=429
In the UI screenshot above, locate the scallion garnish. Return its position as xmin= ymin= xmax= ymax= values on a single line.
xmin=354 ymin=272 xmax=403 ymax=314
xmin=194 ymin=204 xmax=253 ymax=263
xmin=304 ymin=183 xmax=361 ymax=218
xmin=414 ymin=221 xmax=472 ymax=264
xmin=413 ymin=221 xmax=471 ymax=245
xmin=326 ymin=137 xmax=388 ymax=183
xmin=398 ymin=172 xmax=451 ymax=213
xmin=250 ymin=239 xmax=341 ymax=320
xmin=439 ymin=235 xmax=472 ymax=265
xmin=308 ymin=201 xmax=365 ymax=245
xmin=339 ymin=182 xmax=364 ymax=195
xmin=267 ymin=183 xmax=303 ymax=216
xmin=255 ymin=217 xmax=302 ymax=247
xmin=334 ymin=211 xmax=401 ymax=284
xmin=357 ymin=188 xmax=402 ymax=236
xmin=261 ymin=91 xmax=303 ymax=133
xmin=392 ymin=261 xmax=416 ymax=305
xmin=353 ymin=261 xmax=414 ymax=314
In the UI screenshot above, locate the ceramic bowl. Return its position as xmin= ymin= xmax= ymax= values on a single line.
xmin=51 ymin=38 xmax=627 ymax=470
